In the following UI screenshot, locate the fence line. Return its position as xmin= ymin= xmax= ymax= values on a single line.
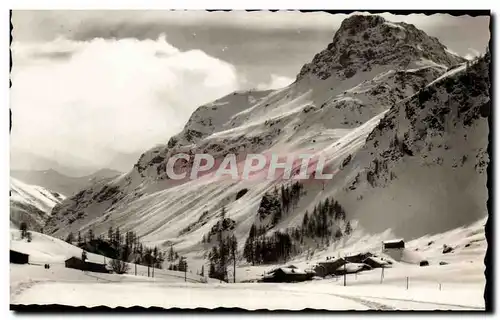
xmin=27 ymin=260 xmax=205 ymax=283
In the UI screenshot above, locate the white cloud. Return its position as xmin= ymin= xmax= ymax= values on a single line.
xmin=256 ymin=74 xmax=294 ymax=91
xmin=464 ymin=48 xmax=481 ymax=61
xmin=10 ymin=35 xmax=239 ymax=168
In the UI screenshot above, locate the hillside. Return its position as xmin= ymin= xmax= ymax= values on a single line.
xmin=43 ymin=14 xmax=489 ymax=269
xmin=326 ymin=54 xmax=490 ymax=238
xmin=10 ymin=228 xmax=216 ymax=300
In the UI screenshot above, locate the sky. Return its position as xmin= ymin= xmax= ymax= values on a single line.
xmin=10 ymin=11 xmax=490 ymax=174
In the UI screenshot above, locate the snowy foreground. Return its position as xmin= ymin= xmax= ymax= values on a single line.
xmin=11 ymin=263 xmax=484 ymax=310
xmin=10 ymin=223 xmax=486 ymax=310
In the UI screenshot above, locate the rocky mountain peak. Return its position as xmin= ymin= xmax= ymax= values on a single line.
xmin=297 ymin=15 xmax=465 ymax=81
xmin=335 ymin=14 xmax=387 ymax=36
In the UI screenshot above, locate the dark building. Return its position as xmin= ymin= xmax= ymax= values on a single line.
xmin=65 ymin=256 xmax=109 ymax=273
xmin=261 ymin=267 xmax=314 ymax=283
xmin=362 ymin=256 xmax=390 ymax=269
xmin=10 ymin=250 xmax=29 ymax=264
xmin=382 ymin=239 xmax=405 ymax=261
xmin=334 ymin=262 xmax=372 ymax=276
xmin=344 ymin=252 xmax=373 ymax=264
xmin=314 ymin=258 xmax=347 ymax=277
xmin=420 ymin=260 xmax=429 ymax=267
xmin=314 ymin=252 xmax=385 ymax=277
xmin=383 ymin=239 xmax=405 ymax=250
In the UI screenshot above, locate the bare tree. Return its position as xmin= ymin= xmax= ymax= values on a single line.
xmin=109 ymin=259 xmax=130 ymax=274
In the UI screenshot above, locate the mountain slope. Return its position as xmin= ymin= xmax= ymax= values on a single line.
xmin=10 ymin=178 xmax=66 ymax=231
xmin=319 ymin=53 xmax=490 ymax=239
xmin=44 ymin=15 xmax=489 ymax=263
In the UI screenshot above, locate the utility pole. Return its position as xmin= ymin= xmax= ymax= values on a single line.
xmin=181 ymin=256 xmax=187 ymax=282
xmin=380 ymin=267 xmax=385 ymax=284
xmin=135 ymin=262 xmax=137 ymax=276
xmin=406 ymin=276 xmax=409 ymax=290
xmin=232 ymin=244 xmax=236 ymax=284
xmin=343 ymin=254 xmax=347 ymax=287
xmin=152 ymin=266 xmax=154 ymax=278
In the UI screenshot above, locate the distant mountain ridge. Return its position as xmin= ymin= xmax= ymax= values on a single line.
xmin=11 ymin=168 xmax=123 ymax=197
xmin=10 ymin=147 xmax=141 ymax=177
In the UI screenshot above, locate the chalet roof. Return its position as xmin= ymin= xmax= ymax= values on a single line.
xmin=363 ymin=256 xmax=389 ymax=265
xmin=346 ymin=251 xmax=372 ymax=257
xmin=265 ymin=268 xmax=301 ymax=277
xmin=335 ymin=262 xmax=367 ymax=273
xmin=383 ymin=239 xmax=404 ymax=244
xmin=280 ymin=267 xmax=307 ymax=275
xmin=10 ymin=249 xmax=29 ymax=257
xmin=66 ymin=256 xmax=106 ymax=266
xmin=266 ymin=264 xmax=300 ymax=275
xmin=318 ymin=257 xmax=346 ymax=265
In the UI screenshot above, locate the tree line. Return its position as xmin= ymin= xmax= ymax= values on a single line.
xmin=257 ymin=182 xmax=305 ymax=228
xmin=243 ymin=196 xmax=352 ymax=265
xmin=66 ymin=226 xmax=170 ymax=270
xmin=206 ymin=206 xmax=238 ymax=282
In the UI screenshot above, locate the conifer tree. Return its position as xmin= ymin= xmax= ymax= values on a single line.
xmin=114 ymin=227 xmax=121 ymax=248
xmin=345 ymin=221 xmax=352 ymax=235
xmin=108 ymin=226 xmax=114 ymax=243
xmin=65 ymin=232 xmax=74 ymax=244
xmin=243 ymin=224 xmax=256 ymax=265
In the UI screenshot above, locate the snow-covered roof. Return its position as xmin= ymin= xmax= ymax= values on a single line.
xmin=345 ymin=251 xmax=371 ymax=257
xmin=336 ymin=263 xmax=367 ymax=273
xmin=383 ymin=239 xmax=404 ymax=244
xmin=284 ymin=264 xmax=298 ymax=269
xmin=279 ymin=267 xmax=307 ymax=275
xmin=363 ymin=256 xmax=389 ymax=265
xmin=319 ymin=257 xmax=346 ymax=264
xmin=66 ymin=255 xmax=106 ymax=265
xmin=10 ymin=248 xmax=29 ymax=256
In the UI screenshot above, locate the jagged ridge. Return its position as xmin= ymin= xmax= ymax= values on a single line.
xmin=297 ymin=15 xmax=464 ymax=80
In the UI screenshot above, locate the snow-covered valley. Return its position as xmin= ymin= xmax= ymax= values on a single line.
xmin=10 ymin=218 xmax=486 ymax=309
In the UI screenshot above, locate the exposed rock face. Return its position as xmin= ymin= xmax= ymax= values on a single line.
xmin=297 ymin=15 xmax=464 ymax=81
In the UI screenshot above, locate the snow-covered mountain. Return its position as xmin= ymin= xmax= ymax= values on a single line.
xmin=326 ymin=54 xmax=490 ymax=239
xmin=10 ymin=177 xmax=66 ymax=231
xmin=44 ymin=15 xmax=489 ymax=264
